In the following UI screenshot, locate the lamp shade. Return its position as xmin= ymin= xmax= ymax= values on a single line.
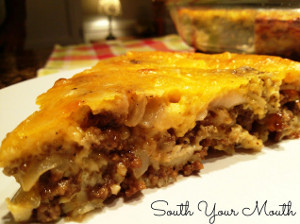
xmin=98 ymin=0 xmax=122 ymax=16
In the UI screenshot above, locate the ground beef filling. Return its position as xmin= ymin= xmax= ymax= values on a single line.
xmin=28 ymin=114 xmax=206 ymax=221
xmin=253 ymin=89 xmax=300 ymax=142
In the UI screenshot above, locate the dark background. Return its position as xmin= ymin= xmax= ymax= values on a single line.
xmin=0 ymin=0 xmax=175 ymax=88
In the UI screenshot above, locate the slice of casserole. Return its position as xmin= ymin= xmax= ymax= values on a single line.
xmin=0 ymin=51 xmax=300 ymax=222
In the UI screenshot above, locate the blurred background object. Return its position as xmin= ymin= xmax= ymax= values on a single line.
xmin=97 ymin=0 xmax=122 ymax=40
xmin=167 ymin=0 xmax=300 ymax=59
xmin=82 ymin=0 xmax=175 ymax=42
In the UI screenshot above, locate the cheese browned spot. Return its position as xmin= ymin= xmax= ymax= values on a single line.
xmin=0 ymin=51 xmax=300 ymax=222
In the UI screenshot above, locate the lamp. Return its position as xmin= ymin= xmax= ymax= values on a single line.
xmin=98 ymin=0 xmax=122 ymax=40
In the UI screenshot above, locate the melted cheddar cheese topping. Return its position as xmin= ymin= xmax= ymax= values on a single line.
xmin=0 ymin=51 xmax=300 ymax=166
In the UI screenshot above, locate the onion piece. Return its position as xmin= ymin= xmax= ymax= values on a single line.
xmin=125 ymin=96 xmax=147 ymax=127
xmin=20 ymin=155 xmax=64 ymax=191
xmin=6 ymin=188 xmax=41 ymax=222
xmin=132 ymin=150 xmax=150 ymax=178
xmin=210 ymin=91 xmax=246 ymax=109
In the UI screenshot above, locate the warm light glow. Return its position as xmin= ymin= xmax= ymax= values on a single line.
xmin=98 ymin=0 xmax=122 ymax=16
xmin=91 ymin=17 xmax=109 ymax=28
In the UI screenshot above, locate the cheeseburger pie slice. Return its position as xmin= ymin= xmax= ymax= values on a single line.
xmin=0 ymin=51 xmax=300 ymax=222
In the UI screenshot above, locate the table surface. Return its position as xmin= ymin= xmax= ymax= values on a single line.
xmin=0 ymin=35 xmax=194 ymax=89
xmin=38 ymin=34 xmax=194 ymax=76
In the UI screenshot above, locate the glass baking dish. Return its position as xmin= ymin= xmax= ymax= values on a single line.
xmin=167 ymin=0 xmax=300 ymax=59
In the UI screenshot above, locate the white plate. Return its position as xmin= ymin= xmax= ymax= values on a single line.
xmin=0 ymin=69 xmax=300 ymax=224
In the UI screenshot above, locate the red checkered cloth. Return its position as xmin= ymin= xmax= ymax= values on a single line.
xmin=38 ymin=34 xmax=195 ymax=76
